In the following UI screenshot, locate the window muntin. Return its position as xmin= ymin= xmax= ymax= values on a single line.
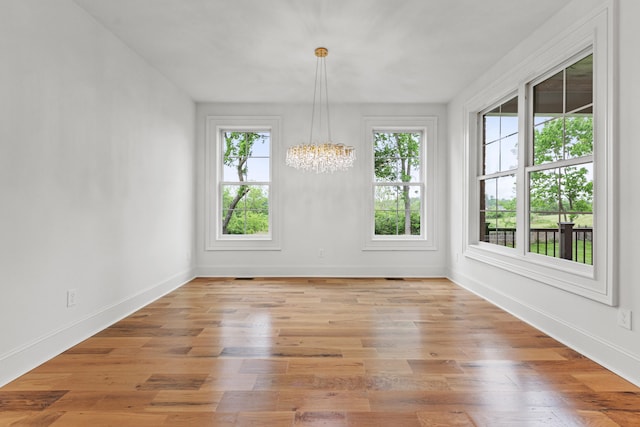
xmin=479 ymin=96 xmax=518 ymax=247
xmin=528 ymin=54 xmax=593 ymax=264
xmin=373 ymin=131 xmax=424 ymax=238
xmin=219 ymin=130 xmax=271 ymax=238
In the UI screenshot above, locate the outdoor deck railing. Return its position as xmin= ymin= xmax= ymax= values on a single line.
xmin=483 ymin=224 xmax=593 ymax=265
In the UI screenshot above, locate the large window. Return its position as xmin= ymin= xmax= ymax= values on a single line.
xmin=373 ymin=131 xmax=424 ymax=237
xmin=220 ymin=131 xmax=270 ymax=237
xmin=464 ymin=4 xmax=615 ymax=304
xmin=477 ymin=57 xmax=594 ymax=263
xmin=529 ymin=54 xmax=593 ymax=264
xmin=206 ymin=116 xmax=280 ymax=251
xmin=363 ymin=116 xmax=437 ymax=251
xmin=479 ymin=97 xmax=518 ymax=248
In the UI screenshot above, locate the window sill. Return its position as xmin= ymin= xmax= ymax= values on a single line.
xmin=363 ymin=239 xmax=437 ymax=251
xmin=464 ymin=243 xmax=612 ymax=305
xmin=206 ymin=240 xmax=281 ymax=251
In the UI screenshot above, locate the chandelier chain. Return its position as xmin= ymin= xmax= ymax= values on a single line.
xmin=309 ymin=55 xmax=320 ymax=145
xmin=323 ymin=56 xmax=331 ymax=143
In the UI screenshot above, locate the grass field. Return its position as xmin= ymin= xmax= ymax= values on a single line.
xmin=529 ymin=240 xmax=593 ymax=265
xmin=529 ymin=213 xmax=593 ymax=228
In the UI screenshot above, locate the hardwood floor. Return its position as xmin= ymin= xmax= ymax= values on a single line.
xmin=1 ymin=277 xmax=639 ymax=426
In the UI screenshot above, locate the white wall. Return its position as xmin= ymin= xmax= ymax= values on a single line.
xmin=448 ymin=0 xmax=640 ymax=386
xmin=196 ymin=103 xmax=448 ymax=277
xmin=0 ymin=0 xmax=196 ymax=386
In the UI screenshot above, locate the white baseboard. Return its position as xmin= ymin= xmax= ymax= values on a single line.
xmin=0 ymin=268 xmax=196 ymax=387
xmin=196 ymin=264 xmax=447 ymax=278
xmin=447 ymin=269 xmax=640 ymax=388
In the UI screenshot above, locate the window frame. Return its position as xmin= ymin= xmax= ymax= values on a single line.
xmin=205 ymin=116 xmax=281 ymax=251
xmin=478 ymin=94 xmax=519 ymax=251
xmin=363 ymin=116 xmax=438 ymax=251
xmin=462 ymin=3 xmax=616 ymax=305
xmin=525 ymin=51 xmax=594 ymax=269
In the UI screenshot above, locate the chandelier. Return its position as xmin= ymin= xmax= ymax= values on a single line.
xmin=286 ymin=47 xmax=355 ymax=173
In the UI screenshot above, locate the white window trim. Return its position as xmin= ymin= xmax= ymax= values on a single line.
xmin=363 ymin=116 xmax=438 ymax=251
xmin=462 ymin=3 xmax=616 ymax=305
xmin=205 ymin=116 xmax=281 ymax=251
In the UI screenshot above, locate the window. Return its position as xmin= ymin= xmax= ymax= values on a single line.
xmin=479 ymin=97 xmax=518 ymax=248
xmin=374 ymin=131 xmax=424 ymax=237
xmin=220 ymin=131 xmax=270 ymax=236
xmin=529 ymin=55 xmax=593 ymax=264
xmin=206 ymin=116 xmax=280 ymax=250
xmin=464 ymin=4 xmax=614 ymax=304
xmin=364 ymin=117 xmax=437 ymax=250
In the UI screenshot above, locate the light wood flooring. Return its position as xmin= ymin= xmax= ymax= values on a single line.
xmin=1 ymin=277 xmax=639 ymax=426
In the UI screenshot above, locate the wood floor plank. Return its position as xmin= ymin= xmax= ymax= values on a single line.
xmin=0 ymin=390 xmax=67 ymax=411
xmin=1 ymin=277 xmax=639 ymax=424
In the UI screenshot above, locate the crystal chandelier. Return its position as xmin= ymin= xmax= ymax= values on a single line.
xmin=286 ymin=47 xmax=355 ymax=173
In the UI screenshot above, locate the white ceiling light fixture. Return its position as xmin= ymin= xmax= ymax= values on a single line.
xmin=286 ymin=47 xmax=355 ymax=173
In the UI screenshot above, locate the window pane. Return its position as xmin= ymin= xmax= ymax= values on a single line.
xmin=221 ymin=185 xmax=269 ymax=235
xmin=374 ymin=156 xmax=421 ymax=183
xmin=529 ymin=169 xmax=559 ymax=214
xmin=483 ymin=178 xmax=497 ymax=211
xmin=566 ymin=54 xmax=593 ymax=113
xmin=245 ymin=158 xmax=270 ymax=181
xmin=500 ymin=96 xmax=518 ymax=138
xmin=500 ymin=134 xmax=518 ymax=171
xmin=375 ymin=158 xmax=421 ymax=183
xmin=374 ymin=157 xmax=400 ymax=183
xmin=375 ymin=185 xmax=399 ymax=235
xmin=223 ymin=157 xmax=270 ymax=182
xmin=528 ymin=165 xmax=593 ymax=264
xmin=484 ymin=107 xmax=500 ymax=144
xmin=479 ymin=175 xmax=516 ymax=247
xmin=497 ymin=175 xmax=516 ymax=211
xmin=222 ymin=131 xmax=270 ymax=182
xmin=483 ymin=141 xmax=500 ymax=175
xmin=374 ymin=132 xmax=422 ymax=183
xmin=534 ymin=70 xmax=563 ymax=118
xmin=250 ymin=135 xmax=271 ymax=157
xmin=482 ymin=97 xmax=518 ymax=174
xmin=223 ymin=163 xmax=240 ymax=181
xmin=501 ymin=96 xmax=518 ymax=113
xmin=559 ymin=164 xmax=593 ymax=216
xmin=497 ymin=174 xmax=517 ymax=239
xmin=501 ymin=115 xmax=518 ymax=139
xmin=479 ymin=179 xmax=487 ymax=241
xmin=484 ymin=211 xmax=498 ymax=230
xmin=374 ymin=184 xmax=421 ymax=236
xmin=564 ymin=112 xmax=593 ymax=159
xmin=533 ymin=118 xmax=563 ymax=164
xmin=375 ymin=210 xmax=400 ymax=235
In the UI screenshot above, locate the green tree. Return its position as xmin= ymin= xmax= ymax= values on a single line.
xmin=222 ymin=132 xmax=266 ymax=234
xmin=530 ymin=117 xmax=593 ymax=222
xmin=374 ymin=133 xmax=421 ymax=235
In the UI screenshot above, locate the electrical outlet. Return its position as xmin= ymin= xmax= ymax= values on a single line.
xmin=67 ymin=289 xmax=77 ymax=307
xmin=318 ymin=248 xmax=325 ymax=258
xmin=617 ymin=308 xmax=632 ymax=330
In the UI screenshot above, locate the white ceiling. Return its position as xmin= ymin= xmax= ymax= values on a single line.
xmin=74 ymin=0 xmax=572 ymax=104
